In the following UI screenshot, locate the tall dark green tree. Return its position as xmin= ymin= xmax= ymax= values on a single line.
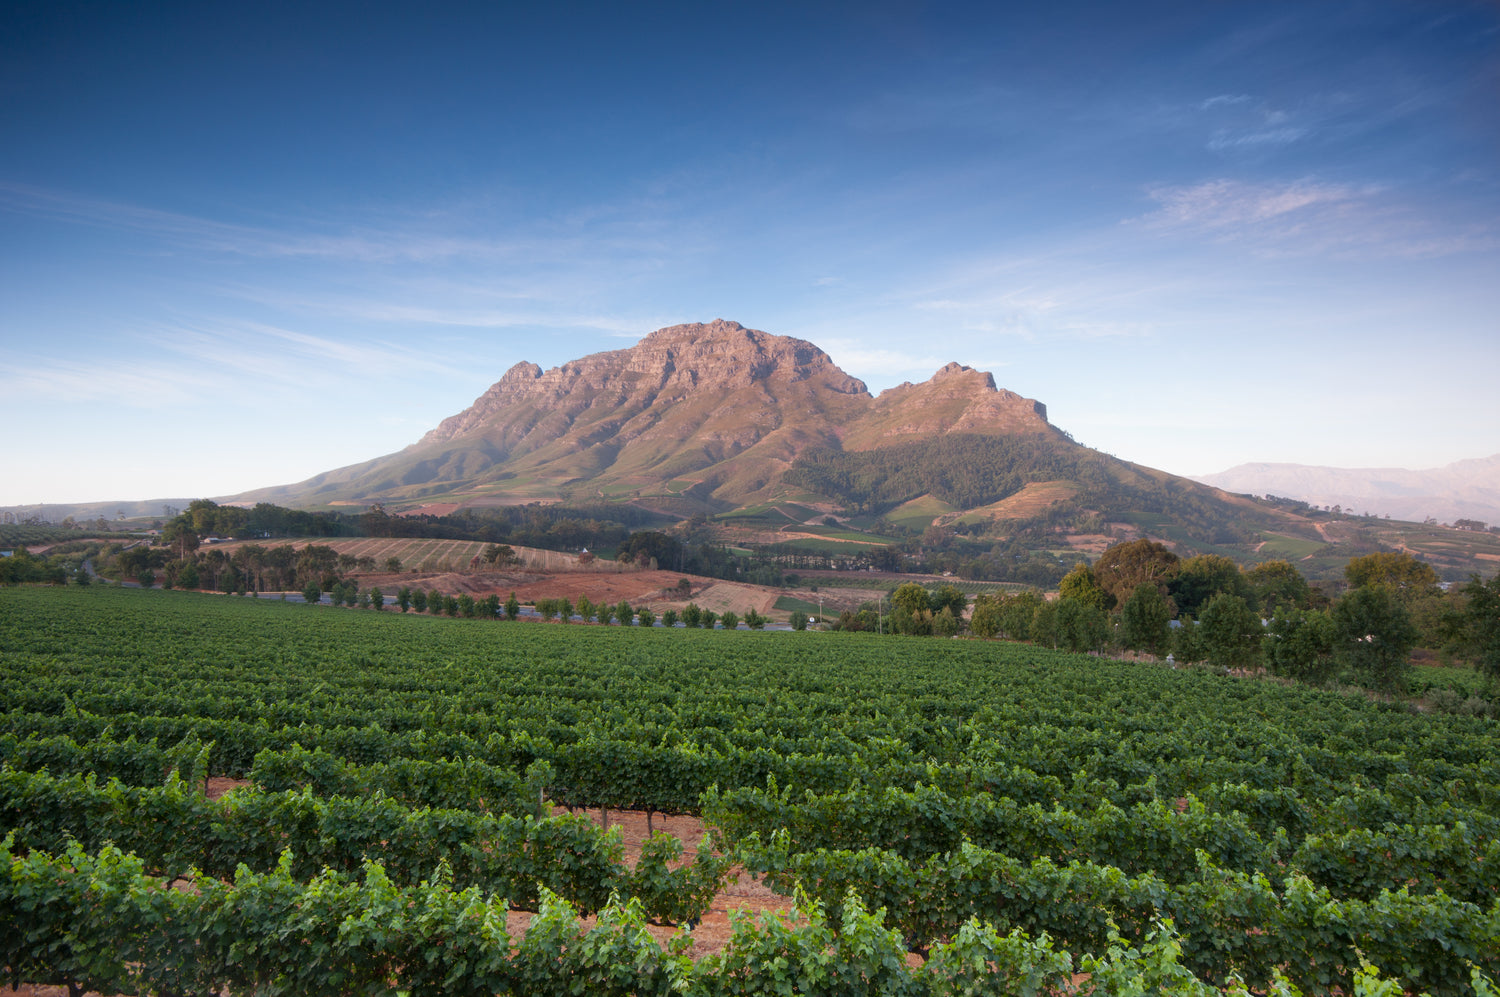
xmin=1265 ymin=608 xmax=1337 ymax=684
xmin=1461 ymin=573 xmax=1500 ymax=682
xmin=1244 ymin=560 xmax=1312 ymax=614
xmin=1171 ymin=555 xmax=1247 ymax=618
xmin=1120 ymin=583 xmax=1172 ymax=656
xmin=1332 ymin=584 xmax=1418 ymax=692
xmin=1198 ymin=593 xmax=1262 ymax=670
xmin=1058 ymin=563 xmax=1110 ymax=611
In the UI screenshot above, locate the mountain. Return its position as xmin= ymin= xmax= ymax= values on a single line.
xmin=232 ymin=319 xmax=1344 ymax=565
xmin=239 ymin=320 xmax=1057 ymax=512
xmin=1194 ymin=455 xmax=1500 ymax=527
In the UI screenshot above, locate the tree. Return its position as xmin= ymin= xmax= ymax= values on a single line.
xmin=616 ymin=601 xmax=634 ymax=626
xmin=458 ymin=594 xmax=476 ymax=618
xmin=429 ymin=589 xmax=445 ymax=615
xmin=412 ymin=588 xmax=428 ymax=613
xmin=661 ymin=608 xmax=678 ymax=628
xmin=558 ymin=597 xmax=573 ymax=623
xmin=597 ymin=603 xmax=614 ymax=626
xmin=720 ymin=611 xmax=740 ymax=630
xmin=790 ymin=610 xmax=808 ymax=631
xmin=929 ymin=584 xmax=967 ymax=618
xmin=891 ymin=582 xmax=931 ymax=616
xmin=1173 ymin=616 xmax=1205 ymax=664
xmin=968 ymin=594 xmax=1004 ymax=639
xmin=162 ymin=520 xmax=200 ymax=560
xmin=1265 ymin=608 xmax=1337 ymax=685
xmin=1170 ymin=555 xmax=1247 ymax=618
xmin=1000 ymin=591 xmax=1044 ymax=641
xmin=1093 ymin=539 xmax=1180 ymax=610
xmin=302 ymin=581 xmax=321 ymax=605
xmin=505 ymin=591 xmax=520 ymax=621
xmin=1463 ymin=573 xmax=1500 ymax=682
xmin=1197 ymin=593 xmax=1262 ymax=671
xmin=1244 ymin=560 xmax=1311 ymax=615
xmin=482 ymin=594 xmax=500 ymax=619
xmin=636 ymin=607 xmax=655 ymax=627
xmin=676 ymin=578 xmax=693 ymax=598
xmin=743 ymin=607 xmax=766 ymax=630
xmin=536 ymin=598 xmax=557 ymax=622
xmin=1332 ymin=584 xmax=1418 ymax=692
xmin=1059 ymin=563 xmax=1110 ymax=611
xmin=681 ymin=603 xmax=702 ymax=628
xmin=369 ymin=586 xmax=383 ymax=610
xmin=396 ymin=586 xmax=411 ymax=612
xmin=385 ymin=556 xmax=403 ymax=573
xmin=575 ymin=596 xmax=594 ymax=623
xmin=484 ymin=543 xmax=520 ymax=567
xmin=1055 ymin=597 xmax=1109 ymax=653
xmin=1344 ymin=552 xmax=1440 ymax=605
xmin=1031 ymin=600 xmax=1059 ymax=649
xmin=701 ymin=609 xmax=718 ymax=629
xmin=933 ymin=606 xmax=959 ymax=638
xmin=1120 ymin=583 xmax=1171 ymax=656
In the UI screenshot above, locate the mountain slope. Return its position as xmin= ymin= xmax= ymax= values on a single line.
xmin=234 ymin=319 xmax=1322 ymax=559
xmin=239 ymin=320 xmax=1056 ymax=510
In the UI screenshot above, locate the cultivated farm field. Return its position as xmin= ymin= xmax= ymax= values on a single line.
xmin=3 ymin=585 xmax=1499 ymax=994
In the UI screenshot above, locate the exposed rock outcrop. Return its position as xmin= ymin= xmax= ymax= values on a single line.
xmin=240 ymin=319 xmax=1055 ymax=508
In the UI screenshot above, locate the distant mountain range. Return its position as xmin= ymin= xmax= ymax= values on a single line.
xmin=1193 ymin=455 xmax=1500 ymax=527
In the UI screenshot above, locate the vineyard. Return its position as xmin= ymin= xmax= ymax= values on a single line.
xmin=3 ymin=585 xmax=1499 ymax=994
xmin=212 ymin=537 xmax=631 ymax=574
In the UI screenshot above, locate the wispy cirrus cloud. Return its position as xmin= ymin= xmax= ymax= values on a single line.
xmin=0 ymin=181 xmax=678 ymax=266
xmin=1137 ymin=177 xmax=1497 ymax=258
xmin=1143 ymin=178 xmax=1368 ymax=230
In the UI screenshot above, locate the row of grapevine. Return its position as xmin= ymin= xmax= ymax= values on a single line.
xmin=6 ymin=837 xmax=1470 ymax=997
xmin=6 ymin=586 xmax=1500 ymax=993
xmin=740 ymin=831 xmax=1500 ymax=995
xmin=0 ymin=766 xmax=729 ymax=923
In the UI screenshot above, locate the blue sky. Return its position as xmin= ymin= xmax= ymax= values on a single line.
xmin=3 ymin=1 xmax=1497 ymax=507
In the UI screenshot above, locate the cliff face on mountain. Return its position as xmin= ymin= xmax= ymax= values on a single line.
xmin=238 ymin=319 xmax=1059 ymax=510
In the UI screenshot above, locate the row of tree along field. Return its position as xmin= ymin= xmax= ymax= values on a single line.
xmin=831 ymin=543 xmax=1498 ymax=702
xmin=3 ymin=585 xmax=1500 ymax=993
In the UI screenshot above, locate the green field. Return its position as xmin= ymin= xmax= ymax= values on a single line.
xmin=772 ymin=594 xmax=822 ymax=615
xmin=3 ymin=585 xmax=1499 ymax=993
xmin=1257 ymin=532 xmax=1326 ymax=560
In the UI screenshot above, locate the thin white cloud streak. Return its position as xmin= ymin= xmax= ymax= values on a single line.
xmin=1136 ymin=178 xmax=1498 ymax=259
xmin=1207 ymin=127 xmax=1308 ymax=149
xmin=1143 ymin=178 xmax=1367 ymax=229
xmin=8 ymin=355 xmax=215 ymax=408
xmin=0 ymin=181 xmax=682 ymax=266
xmin=219 ymin=285 xmax=655 ymax=336
xmin=7 ymin=318 xmax=476 ymax=410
